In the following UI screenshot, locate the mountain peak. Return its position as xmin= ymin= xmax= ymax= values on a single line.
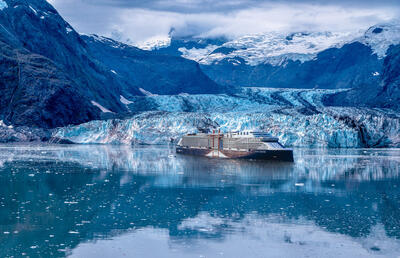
xmin=357 ymin=22 xmax=400 ymax=58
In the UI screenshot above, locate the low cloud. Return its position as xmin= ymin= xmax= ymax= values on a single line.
xmin=49 ymin=0 xmax=400 ymax=44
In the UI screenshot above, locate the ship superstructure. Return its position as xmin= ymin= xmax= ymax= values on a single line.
xmin=176 ymin=130 xmax=293 ymax=161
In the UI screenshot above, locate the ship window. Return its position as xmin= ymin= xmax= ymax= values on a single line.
xmin=266 ymin=142 xmax=283 ymax=149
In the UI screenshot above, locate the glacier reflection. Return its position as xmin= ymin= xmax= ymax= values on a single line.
xmin=0 ymin=145 xmax=398 ymax=182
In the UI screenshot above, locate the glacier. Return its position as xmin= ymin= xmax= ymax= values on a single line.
xmin=52 ymin=88 xmax=400 ymax=148
xmin=146 ymin=22 xmax=400 ymax=67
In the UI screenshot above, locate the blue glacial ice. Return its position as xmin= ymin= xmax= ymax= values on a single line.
xmin=52 ymin=88 xmax=400 ymax=148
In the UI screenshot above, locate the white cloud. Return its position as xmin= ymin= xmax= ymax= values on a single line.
xmin=49 ymin=0 xmax=400 ymax=44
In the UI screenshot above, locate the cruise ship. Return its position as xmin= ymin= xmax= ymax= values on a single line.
xmin=176 ymin=130 xmax=294 ymax=161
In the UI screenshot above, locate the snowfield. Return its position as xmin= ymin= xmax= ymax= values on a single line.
xmin=138 ymin=22 xmax=400 ymax=66
xmin=52 ymin=88 xmax=400 ymax=148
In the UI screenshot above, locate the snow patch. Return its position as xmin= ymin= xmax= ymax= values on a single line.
xmin=120 ymin=95 xmax=133 ymax=105
xmin=136 ymin=35 xmax=171 ymax=50
xmin=66 ymin=27 xmax=73 ymax=33
xmin=357 ymin=23 xmax=400 ymax=58
xmin=178 ymin=45 xmax=219 ymax=63
xmin=29 ymin=5 xmax=37 ymax=15
xmin=91 ymin=101 xmax=113 ymax=113
xmin=139 ymin=88 xmax=158 ymax=97
xmin=90 ymin=35 xmax=125 ymax=49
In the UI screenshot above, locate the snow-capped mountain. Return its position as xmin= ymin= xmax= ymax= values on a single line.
xmin=141 ymin=22 xmax=400 ymax=67
xmin=179 ymin=31 xmax=356 ymax=66
xmin=141 ymin=22 xmax=400 ymax=110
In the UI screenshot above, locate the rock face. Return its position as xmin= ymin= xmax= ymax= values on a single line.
xmin=381 ymin=45 xmax=400 ymax=110
xmin=0 ymin=0 xmax=132 ymax=115
xmin=201 ymin=43 xmax=382 ymax=90
xmin=0 ymin=0 xmax=225 ymax=129
xmin=82 ymin=35 xmax=230 ymax=96
xmin=323 ymin=44 xmax=400 ymax=110
xmin=0 ymin=40 xmax=100 ymax=128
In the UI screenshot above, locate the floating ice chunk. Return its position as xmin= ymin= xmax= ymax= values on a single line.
xmin=110 ymin=69 xmax=117 ymax=75
xmin=0 ymin=0 xmax=7 ymax=10
xmin=66 ymin=27 xmax=73 ymax=33
xmin=91 ymin=101 xmax=113 ymax=113
xmin=372 ymin=72 xmax=380 ymax=76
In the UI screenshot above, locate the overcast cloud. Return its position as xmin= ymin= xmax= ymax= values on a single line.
xmin=48 ymin=0 xmax=400 ymax=44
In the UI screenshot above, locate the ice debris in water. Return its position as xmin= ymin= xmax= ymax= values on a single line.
xmin=0 ymin=0 xmax=8 ymax=10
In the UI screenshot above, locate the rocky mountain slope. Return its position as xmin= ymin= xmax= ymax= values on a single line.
xmin=0 ymin=0 xmax=224 ymax=128
xmin=82 ymin=35 xmax=229 ymax=96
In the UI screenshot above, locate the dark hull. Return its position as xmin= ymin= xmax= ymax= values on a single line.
xmin=176 ymin=147 xmax=294 ymax=162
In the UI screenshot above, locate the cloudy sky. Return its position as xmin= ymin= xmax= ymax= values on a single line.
xmin=48 ymin=0 xmax=400 ymax=44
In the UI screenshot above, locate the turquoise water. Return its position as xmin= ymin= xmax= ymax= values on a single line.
xmin=0 ymin=145 xmax=399 ymax=257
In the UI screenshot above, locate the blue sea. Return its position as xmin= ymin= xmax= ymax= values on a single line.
xmin=0 ymin=145 xmax=399 ymax=257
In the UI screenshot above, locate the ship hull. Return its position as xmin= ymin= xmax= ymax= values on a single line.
xmin=176 ymin=147 xmax=294 ymax=162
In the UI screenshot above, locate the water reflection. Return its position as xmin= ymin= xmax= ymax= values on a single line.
xmin=0 ymin=145 xmax=399 ymax=257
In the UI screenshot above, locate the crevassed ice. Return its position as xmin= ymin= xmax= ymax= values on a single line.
xmin=53 ymin=89 xmax=400 ymax=148
xmin=52 ymin=109 xmax=399 ymax=148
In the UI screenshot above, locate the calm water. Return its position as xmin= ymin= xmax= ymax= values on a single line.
xmin=0 ymin=145 xmax=399 ymax=258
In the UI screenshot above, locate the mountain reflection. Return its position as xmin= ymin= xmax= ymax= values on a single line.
xmin=0 ymin=145 xmax=399 ymax=257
